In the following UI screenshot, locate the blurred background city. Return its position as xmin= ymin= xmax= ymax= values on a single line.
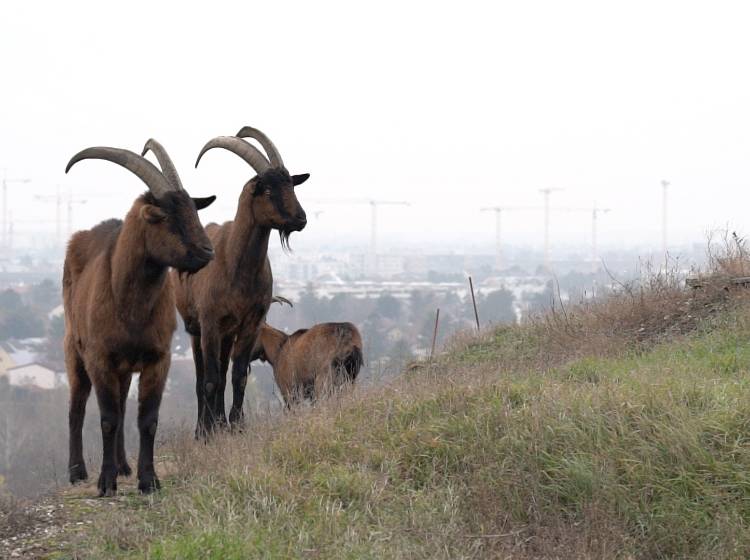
xmin=1 ymin=0 xmax=749 ymax=496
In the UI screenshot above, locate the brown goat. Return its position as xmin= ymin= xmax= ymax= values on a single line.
xmin=252 ymin=320 xmax=363 ymax=406
xmin=64 ymin=141 xmax=215 ymax=496
xmin=171 ymin=126 xmax=309 ymax=435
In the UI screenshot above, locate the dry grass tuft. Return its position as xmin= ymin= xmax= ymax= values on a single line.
xmin=707 ymin=230 xmax=750 ymax=278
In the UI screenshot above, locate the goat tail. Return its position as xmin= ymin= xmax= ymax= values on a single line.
xmin=342 ymin=346 xmax=364 ymax=382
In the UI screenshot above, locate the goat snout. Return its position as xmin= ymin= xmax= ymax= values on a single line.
xmin=292 ymin=212 xmax=307 ymax=230
xmin=195 ymin=244 xmax=215 ymax=260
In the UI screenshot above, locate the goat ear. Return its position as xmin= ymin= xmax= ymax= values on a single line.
xmin=192 ymin=195 xmax=216 ymax=210
xmin=292 ymin=173 xmax=310 ymax=186
xmin=140 ymin=204 xmax=167 ymax=224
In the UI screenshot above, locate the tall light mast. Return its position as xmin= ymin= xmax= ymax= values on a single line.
xmin=660 ymin=179 xmax=670 ymax=255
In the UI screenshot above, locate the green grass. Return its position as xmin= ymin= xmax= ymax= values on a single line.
xmin=54 ymin=307 xmax=750 ymax=559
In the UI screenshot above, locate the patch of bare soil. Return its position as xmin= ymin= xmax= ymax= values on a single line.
xmin=0 ymin=478 xmax=142 ymax=559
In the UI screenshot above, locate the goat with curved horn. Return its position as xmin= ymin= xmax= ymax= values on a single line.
xmin=194 ymin=136 xmax=270 ymax=175
xmin=174 ymin=126 xmax=311 ymax=436
xmin=235 ymin=126 xmax=284 ymax=168
xmin=64 ymin=141 xmax=216 ymax=497
xmin=66 ymin=147 xmax=176 ymax=199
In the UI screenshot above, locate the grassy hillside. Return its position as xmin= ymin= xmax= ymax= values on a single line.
xmin=4 ymin=268 xmax=750 ymax=559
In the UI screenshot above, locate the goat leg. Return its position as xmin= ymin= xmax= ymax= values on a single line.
xmin=229 ymin=349 xmax=251 ymax=428
xmin=93 ymin=378 xmax=121 ymax=497
xmin=216 ymin=336 xmax=233 ymax=429
xmin=201 ymin=332 xmax=224 ymax=433
xmin=67 ymin=351 xmax=91 ymax=484
xmin=191 ymin=334 xmax=207 ymax=439
xmin=137 ymin=362 xmax=167 ymax=494
xmin=116 ymin=373 xmax=133 ymax=476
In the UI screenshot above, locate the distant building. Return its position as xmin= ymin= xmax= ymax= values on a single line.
xmin=48 ymin=304 xmax=64 ymax=320
xmin=6 ymin=362 xmax=58 ymax=390
xmin=270 ymin=252 xmax=355 ymax=283
xmin=0 ymin=345 xmax=16 ymax=378
xmin=350 ymin=254 xmax=406 ymax=279
xmin=0 ymin=339 xmax=42 ymax=369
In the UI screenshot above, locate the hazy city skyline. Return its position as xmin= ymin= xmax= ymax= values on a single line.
xmin=1 ymin=1 xmax=749 ymax=256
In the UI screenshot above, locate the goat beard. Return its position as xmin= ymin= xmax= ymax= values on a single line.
xmin=279 ymin=229 xmax=293 ymax=253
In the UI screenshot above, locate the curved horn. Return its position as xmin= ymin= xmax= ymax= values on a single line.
xmin=235 ymin=126 xmax=284 ymax=168
xmin=65 ymin=147 xmax=174 ymax=199
xmin=271 ymin=295 xmax=294 ymax=308
xmin=141 ymin=138 xmax=183 ymax=191
xmin=195 ymin=136 xmax=270 ymax=175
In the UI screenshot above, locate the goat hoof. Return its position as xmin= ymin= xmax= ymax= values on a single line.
xmin=138 ymin=474 xmax=161 ymax=494
xmin=195 ymin=421 xmax=213 ymax=441
xmin=195 ymin=430 xmax=208 ymax=442
xmin=205 ymin=417 xmax=227 ymax=434
xmin=229 ymin=414 xmax=245 ymax=432
xmin=69 ymin=464 xmax=88 ymax=485
xmin=97 ymin=471 xmax=117 ymax=497
xmin=118 ymin=462 xmax=133 ymax=477
xmin=194 ymin=422 xmax=206 ymax=440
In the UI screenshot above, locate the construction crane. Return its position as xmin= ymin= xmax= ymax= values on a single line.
xmin=660 ymin=179 xmax=670 ymax=255
xmin=36 ymin=186 xmax=88 ymax=241
xmin=539 ymin=188 xmax=563 ymax=270
xmin=7 ymin=211 xmax=12 ymax=253
xmin=35 ymin=187 xmax=87 ymax=245
xmin=2 ymin=171 xmax=30 ymax=249
xmin=10 ymin=217 xmax=60 ymax=251
xmin=480 ymin=206 xmax=541 ymax=271
xmin=66 ymin=190 xmax=88 ymax=240
xmin=553 ymin=203 xmax=612 ymax=272
xmin=366 ymin=199 xmax=409 ymax=255
xmin=34 ymin=185 xmax=64 ymax=247
xmin=308 ymin=198 xmax=410 ymax=255
xmin=589 ymin=204 xmax=611 ymax=272
xmin=481 ymin=198 xmax=611 ymax=274
xmin=0 ymin=212 xmax=54 ymax=253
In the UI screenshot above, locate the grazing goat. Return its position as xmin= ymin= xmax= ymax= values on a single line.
xmin=64 ymin=140 xmax=215 ymax=496
xmin=171 ymin=126 xmax=309 ymax=435
xmin=252 ymin=315 xmax=363 ymax=406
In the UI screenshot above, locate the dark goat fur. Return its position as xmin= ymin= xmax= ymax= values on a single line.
xmin=64 ymin=189 xmax=214 ymax=497
xmin=252 ymin=322 xmax=363 ymax=406
xmin=173 ymin=164 xmax=308 ymax=435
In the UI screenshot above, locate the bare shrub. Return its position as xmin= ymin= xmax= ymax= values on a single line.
xmin=445 ymin=236 xmax=750 ymax=372
xmin=706 ymin=230 xmax=750 ymax=278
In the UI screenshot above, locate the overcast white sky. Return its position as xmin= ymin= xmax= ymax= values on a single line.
xmin=1 ymin=1 xmax=749 ymax=255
